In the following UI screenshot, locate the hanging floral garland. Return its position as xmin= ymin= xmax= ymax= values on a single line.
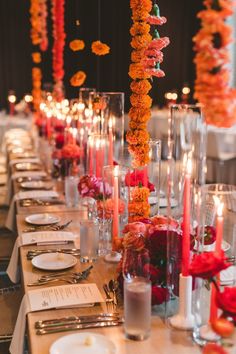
xmin=194 ymin=0 xmax=236 ymax=127
xmin=91 ymin=40 xmax=110 ymax=55
xmin=127 ymin=0 xmax=169 ymax=168
xmin=30 ymin=0 xmax=48 ymax=110
xmin=51 ymin=0 xmax=66 ymax=99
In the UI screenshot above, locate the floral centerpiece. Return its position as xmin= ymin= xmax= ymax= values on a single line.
xmin=56 ymin=143 xmax=81 ymax=176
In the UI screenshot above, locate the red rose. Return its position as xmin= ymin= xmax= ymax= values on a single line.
xmin=216 ymin=287 xmax=236 ymax=316
xmin=201 ymin=225 xmax=216 ymax=245
xmin=189 ymin=252 xmax=230 ymax=279
xmin=143 ymin=264 xmax=165 ymax=284
xmin=202 ymin=343 xmax=228 ymax=354
xmin=125 ymin=170 xmax=155 ymax=191
xmin=152 ymin=286 xmax=169 ymax=305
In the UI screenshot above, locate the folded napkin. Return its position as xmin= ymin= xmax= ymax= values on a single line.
xmin=10 ymin=284 xmax=104 ymax=354
xmin=5 ymin=190 xmax=59 ymax=231
xmin=7 ymin=231 xmax=75 ymax=283
xmin=9 ymin=158 xmax=40 ymax=166
xmin=5 ymin=171 xmax=47 ymax=206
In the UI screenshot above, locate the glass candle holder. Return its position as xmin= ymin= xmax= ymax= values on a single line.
xmin=101 ymin=165 xmax=129 ymax=259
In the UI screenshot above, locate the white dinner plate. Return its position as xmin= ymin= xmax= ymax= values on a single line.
xmin=50 ymin=332 xmax=116 ymax=354
xmin=32 ymin=253 xmax=77 ymax=271
xmin=15 ymin=162 xmax=41 ymax=171
xmin=21 ymin=181 xmax=53 ymax=190
xmin=25 ymin=213 xmax=61 ymax=225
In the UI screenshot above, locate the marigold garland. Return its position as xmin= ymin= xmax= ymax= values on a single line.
xmin=32 ymin=67 xmax=42 ymax=110
xmin=91 ymin=40 xmax=110 ymax=56
xmin=128 ymin=1 xmax=169 ymax=168
xmin=32 ymin=52 xmax=41 ymax=64
xmin=51 ymin=0 xmax=66 ymax=98
xmin=39 ymin=0 xmax=48 ymax=51
xmin=194 ymin=0 xmax=236 ymax=127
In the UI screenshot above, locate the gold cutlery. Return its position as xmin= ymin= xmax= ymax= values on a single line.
xmin=36 ymin=320 xmax=124 ymax=335
xmin=35 ymin=313 xmax=121 ymax=328
xmin=23 ymin=220 xmax=72 ymax=233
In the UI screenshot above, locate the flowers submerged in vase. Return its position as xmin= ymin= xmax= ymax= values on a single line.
xmin=55 ymin=133 xmax=65 ymax=149
xmin=119 ymin=215 xmax=183 ymax=305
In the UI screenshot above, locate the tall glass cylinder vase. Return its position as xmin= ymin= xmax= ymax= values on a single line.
xmin=86 ymin=134 xmax=109 ymax=177
xmin=192 ymin=183 xmax=236 ymax=345
xmin=100 ymin=165 xmax=129 ymax=262
xmin=148 ymin=139 xmax=161 ymax=216
xmin=166 ymin=104 xmax=207 ymax=326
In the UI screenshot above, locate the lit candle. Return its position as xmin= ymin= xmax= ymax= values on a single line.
xmin=108 ymin=118 xmax=114 ymax=165
xmin=214 ymin=197 xmax=224 ymax=256
xmin=113 ymin=166 xmax=119 ymax=246
xmin=72 ymin=128 xmax=78 ymax=145
xmin=210 ymin=197 xmax=224 ymax=323
xmin=95 ymin=138 xmax=101 ymax=177
xmin=89 ymin=139 xmax=94 ymax=175
xmin=182 ymin=159 xmax=192 ymax=276
xmin=8 ymin=94 xmax=16 ymax=116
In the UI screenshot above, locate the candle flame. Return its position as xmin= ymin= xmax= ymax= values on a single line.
xmin=186 ymin=159 xmax=192 ymax=175
xmin=8 ymin=95 xmax=16 ymax=103
xmin=213 ymin=196 xmax=224 ymax=217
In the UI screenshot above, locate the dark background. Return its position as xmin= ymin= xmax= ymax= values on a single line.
xmin=0 ymin=0 xmax=203 ymax=110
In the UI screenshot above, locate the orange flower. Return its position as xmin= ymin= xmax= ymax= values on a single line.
xmin=129 ymin=121 xmax=147 ymax=130
xmin=129 ymin=63 xmax=151 ymax=80
xmin=130 ymin=80 xmax=152 ymax=94
xmin=70 ymin=71 xmax=86 ymax=87
xmin=32 ymin=52 xmax=41 ymax=63
xmin=131 ymin=33 xmax=152 ymax=50
xmin=131 ymin=49 xmax=145 ymax=63
xmin=130 ymin=0 xmax=152 ymax=12
xmin=91 ymin=40 xmax=110 ymax=56
xmin=130 ymin=93 xmax=152 ymax=108
xmin=126 ymin=129 xmax=150 ymax=145
xmin=131 ymin=186 xmax=150 ymax=202
xmin=129 ymin=106 xmax=151 ymax=123
xmin=130 ymin=22 xmax=150 ymax=36
xmin=69 ymin=39 xmax=85 ymax=51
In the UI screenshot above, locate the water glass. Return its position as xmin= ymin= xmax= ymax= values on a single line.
xmin=79 ymin=219 xmax=99 ymax=262
xmin=65 ymin=176 xmax=79 ymax=207
xmin=124 ymin=277 xmax=151 ymax=341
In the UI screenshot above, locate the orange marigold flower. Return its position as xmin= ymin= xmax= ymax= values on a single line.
xmin=132 ymin=10 xmax=150 ymax=21
xmin=129 ymin=106 xmax=151 ymax=123
xmin=130 ymin=0 xmax=152 ymax=12
xmin=130 ymin=22 xmax=150 ymax=36
xmin=91 ymin=40 xmax=110 ymax=56
xmin=32 ymin=52 xmax=41 ymax=63
xmin=129 ymin=63 xmax=151 ymax=80
xmin=130 ymin=93 xmax=152 ymax=108
xmin=130 ymin=80 xmax=152 ymax=94
xmin=69 ymin=39 xmax=85 ymax=51
xmin=32 ymin=67 xmax=42 ymax=80
xmin=131 ymin=33 xmax=152 ymax=50
xmin=126 ymin=129 xmax=150 ymax=145
xmin=70 ymin=71 xmax=86 ymax=87
xmin=131 ymin=49 xmax=145 ymax=63
xmin=131 ymin=186 xmax=150 ymax=202
xmin=128 ymin=201 xmax=150 ymax=216
xmin=129 ymin=121 xmax=147 ymax=130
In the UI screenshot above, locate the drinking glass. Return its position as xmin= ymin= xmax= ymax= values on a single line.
xmin=79 ymin=219 xmax=99 ymax=262
xmin=65 ymin=176 xmax=79 ymax=207
xmin=124 ymin=277 xmax=151 ymax=341
xmin=122 ymin=247 xmax=150 ymax=281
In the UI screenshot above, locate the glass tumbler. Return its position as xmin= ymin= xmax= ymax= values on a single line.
xmin=79 ymin=219 xmax=99 ymax=263
xmin=65 ymin=176 xmax=79 ymax=207
xmin=124 ymin=277 xmax=151 ymax=341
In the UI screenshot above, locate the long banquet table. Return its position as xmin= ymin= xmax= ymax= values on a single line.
xmin=6 ymin=142 xmax=204 ymax=354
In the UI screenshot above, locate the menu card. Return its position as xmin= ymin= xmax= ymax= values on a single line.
xmin=9 ymin=158 xmax=40 ymax=166
xmin=15 ymin=190 xmax=59 ymax=200
xmin=10 ymin=284 xmax=104 ymax=354
xmin=11 ymin=171 xmax=46 ymax=180
xmin=21 ymin=231 xmax=75 ymax=245
xmin=29 ymin=283 xmax=104 ymax=311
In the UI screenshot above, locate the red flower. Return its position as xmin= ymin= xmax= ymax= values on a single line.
xmin=125 ymin=170 xmax=155 ymax=191
xmin=122 ymin=221 xmax=148 ymax=236
xmin=152 ymin=286 xmax=169 ymax=305
xmin=203 ymin=225 xmax=216 ymax=245
xmin=216 ymin=287 xmax=236 ymax=317
xmin=189 ymin=252 xmax=230 ymax=279
xmin=61 ymin=144 xmax=80 ymax=159
xmin=202 ymin=343 xmax=228 ymax=354
xmin=55 ymin=133 xmax=64 ymax=149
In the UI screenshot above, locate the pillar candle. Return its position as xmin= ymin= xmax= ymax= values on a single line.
xmin=113 ymin=167 xmax=119 ymax=247
xmin=182 ymin=160 xmax=192 ymax=276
